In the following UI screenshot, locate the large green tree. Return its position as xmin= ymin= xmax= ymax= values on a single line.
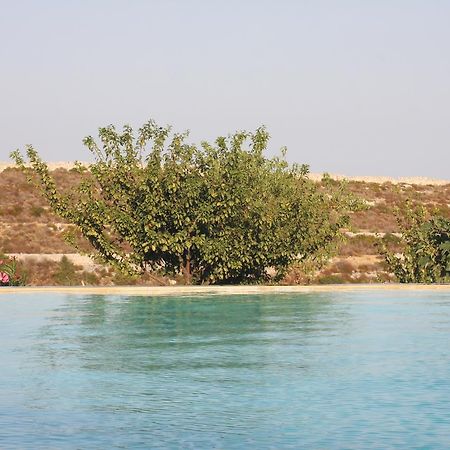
xmin=12 ymin=121 xmax=358 ymax=284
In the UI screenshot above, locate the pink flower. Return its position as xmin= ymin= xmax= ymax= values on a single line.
xmin=0 ymin=272 xmax=9 ymax=284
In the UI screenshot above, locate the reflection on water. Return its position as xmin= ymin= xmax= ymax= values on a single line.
xmin=1 ymin=292 xmax=450 ymax=448
xmin=43 ymin=294 xmax=343 ymax=373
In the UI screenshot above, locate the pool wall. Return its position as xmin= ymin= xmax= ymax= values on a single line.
xmin=1 ymin=283 xmax=450 ymax=297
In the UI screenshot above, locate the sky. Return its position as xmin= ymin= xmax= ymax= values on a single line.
xmin=1 ymin=0 xmax=450 ymax=177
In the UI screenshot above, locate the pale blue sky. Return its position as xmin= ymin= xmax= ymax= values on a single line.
xmin=1 ymin=0 xmax=449 ymax=177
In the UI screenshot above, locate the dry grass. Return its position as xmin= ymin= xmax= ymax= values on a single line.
xmin=339 ymin=235 xmax=378 ymax=256
xmin=339 ymin=233 xmax=403 ymax=257
xmin=0 ymin=223 xmax=73 ymax=253
xmin=347 ymin=180 xmax=450 ymax=233
xmin=313 ymin=256 xmax=394 ymax=284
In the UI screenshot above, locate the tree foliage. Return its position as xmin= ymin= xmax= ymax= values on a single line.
xmin=11 ymin=121 xmax=359 ymax=284
xmin=381 ymin=203 xmax=450 ymax=283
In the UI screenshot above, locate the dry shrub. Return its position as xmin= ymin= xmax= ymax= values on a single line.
xmin=339 ymin=235 xmax=378 ymax=256
xmin=30 ymin=206 xmax=45 ymax=218
xmin=350 ymin=210 xmax=398 ymax=233
xmin=333 ymin=260 xmax=355 ymax=274
xmin=358 ymin=263 xmax=379 ymax=272
xmin=0 ymin=223 xmax=72 ymax=253
xmin=350 ymin=273 xmax=371 ymax=284
xmin=6 ymin=205 xmax=23 ymax=217
xmin=20 ymin=258 xmax=59 ymax=285
xmin=321 ymin=260 xmax=355 ymax=277
xmin=317 ymin=274 xmax=347 ymax=284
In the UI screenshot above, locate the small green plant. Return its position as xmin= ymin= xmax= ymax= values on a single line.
xmin=53 ymin=255 xmax=80 ymax=285
xmin=30 ymin=205 xmax=45 ymax=217
xmin=52 ymin=255 xmax=99 ymax=285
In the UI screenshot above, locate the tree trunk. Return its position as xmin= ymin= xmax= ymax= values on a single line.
xmin=182 ymin=251 xmax=192 ymax=285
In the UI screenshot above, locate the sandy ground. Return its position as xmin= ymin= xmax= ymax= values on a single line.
xmin=2 ymin=162 xmax=449 ymax=185
xmin=1 ymin=283 xmax=450 ymax=296
xmin=8 ymin=253 xmax=384 ymax=275
xmin=8 ymin=253 xmax=100 ymax=271
xmin=0 ymin=162 xmax=83 ymax=172
xmin=331 ymin=255 xmax=383 ymax=265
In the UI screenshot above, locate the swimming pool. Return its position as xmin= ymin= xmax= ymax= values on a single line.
xmin=1 ymin=289 xmax=450 ymax=448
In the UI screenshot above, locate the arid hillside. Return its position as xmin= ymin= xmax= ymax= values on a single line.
xmin=2 ymin=166 xmax=450 ymax=285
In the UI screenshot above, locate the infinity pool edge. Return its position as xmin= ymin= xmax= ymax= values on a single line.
xmin=2 ymin=283 xmax=450 ymax=296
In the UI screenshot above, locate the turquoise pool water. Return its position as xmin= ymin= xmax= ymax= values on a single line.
xmin=1 ymin=291 xmax=450 ymax=449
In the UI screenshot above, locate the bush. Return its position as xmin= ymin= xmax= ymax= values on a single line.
xmin=339 ymin=235 xmax=378 ymax=256
xmin=53 ymin=255 xmax=80 ymax=285
xmin=53 ymin=255 xmax=99 ymax=286
xmin=381 ymin=203 xmax=450 ymax=283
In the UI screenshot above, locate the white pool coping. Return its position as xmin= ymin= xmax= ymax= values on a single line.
xmin=1 ymin=284 xmax=450 ymax=297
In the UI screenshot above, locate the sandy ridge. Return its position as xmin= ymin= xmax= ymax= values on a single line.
xmin=1 ymin=162 xmax=449 ymax=186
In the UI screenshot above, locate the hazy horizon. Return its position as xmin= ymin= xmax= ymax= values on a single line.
xmin=2 ymin=1 xmax=449 ymax=178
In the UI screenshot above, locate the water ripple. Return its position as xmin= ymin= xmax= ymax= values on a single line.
xmin=1 ymin=291 xmax=450 ymax=448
